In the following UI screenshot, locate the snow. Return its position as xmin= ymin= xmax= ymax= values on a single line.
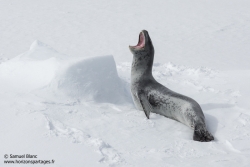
xmin=1 ymin=0 xmax=250 ymax=167
xmin=52 ymin=54 xmax=131 ymax=104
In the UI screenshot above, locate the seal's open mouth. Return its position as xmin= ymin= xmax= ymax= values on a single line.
xmin=130 ymin=32 xmax=145 ymax=49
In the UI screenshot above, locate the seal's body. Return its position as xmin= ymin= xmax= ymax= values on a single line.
xmin=129 ymin=30 xmax=214 ymax=142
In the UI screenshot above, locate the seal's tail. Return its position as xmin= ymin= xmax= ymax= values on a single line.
xmin=193 ymin=125 xmax=214 ymax=142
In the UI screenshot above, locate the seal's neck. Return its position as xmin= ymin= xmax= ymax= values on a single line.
xmin=131 ymin=54 xmax=154 ymax=82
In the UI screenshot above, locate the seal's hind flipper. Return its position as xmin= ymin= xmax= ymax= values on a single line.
xmin=137 ymin=91 xmax=152 ymax=119
xmin=193 ymin=125 xmax=214 ymax=142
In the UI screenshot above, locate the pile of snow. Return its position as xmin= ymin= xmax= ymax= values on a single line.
xmin=0 ymin=41 xmax=131 ymax=104
xmin=52 ymin=55 xmax=131 ymax=103
xmin=0 ymin=41 xmax=61 ymax=93
xmin=14 ymin=40 xmax=68 ymax=61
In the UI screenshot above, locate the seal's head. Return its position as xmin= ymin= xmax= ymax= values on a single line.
xmin=129 ymin=30 xmax=154 ymax=57
xmin=129 ymin=30 xmax=155 ymax=78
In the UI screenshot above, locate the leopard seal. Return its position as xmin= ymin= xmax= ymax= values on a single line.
xmin=129 ymin=30 xmax=214 ymax=142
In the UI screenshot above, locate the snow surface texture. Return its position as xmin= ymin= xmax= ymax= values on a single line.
xmin=1 ymin=1 xmax=250 ymax=167
xmin=1 ymin=0 xmax=250 ymax=70
xmin=1 ymin=40 xmax=250 ymax=167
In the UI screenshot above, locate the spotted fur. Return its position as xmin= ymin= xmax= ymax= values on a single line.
xmin=129 ymin=30 xmax=214 ymax=142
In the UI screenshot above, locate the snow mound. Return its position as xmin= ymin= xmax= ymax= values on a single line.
xmin=53 ymin=55 xmax=131 ymax=104
xmin=0 ymin=41 xmax=131 ymax=104
xmin=0 ymin=41 xmax=62 ymax=92
xmin=14 ymin=40 xmax=68 ymax=61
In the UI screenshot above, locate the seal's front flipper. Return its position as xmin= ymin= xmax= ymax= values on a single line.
xmin=137 ymin=91 xmax=152 ymax=119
